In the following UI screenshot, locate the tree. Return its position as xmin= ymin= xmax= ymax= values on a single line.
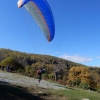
xmin=0 ymin=57 xmax=24 ymax=70
xmin=68 ymin=66 xmax=96 ymax=89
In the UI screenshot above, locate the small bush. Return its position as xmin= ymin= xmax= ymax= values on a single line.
xmin=17 ymin=68 xmax=24 ymax=73
xmin=42 ymin=74 xmax=49 ymax=80
xmin=48 ymin=73 xmax=55 ymax=80
xmin=25 ymin=66 xmax=31 ymax=74
xmin=63 ymin=76 xmax=68 ymax=85
xmin=30 ymin=70 xmax=35 ymax=76
xmin=97 ymin=88 xmax=100 ymax=93
xmin=57 ymin=79 xmax=64 ymax=85
xmin=79 ymin=83 xmax=90 ymax=90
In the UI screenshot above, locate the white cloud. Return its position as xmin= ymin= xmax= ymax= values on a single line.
xmin=97 ymin=56 xmax=100 ymax=58
xmin=60 ymin=54 xmax=93 ymax=63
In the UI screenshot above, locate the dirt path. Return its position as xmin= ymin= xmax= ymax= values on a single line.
xmin=0 ymin=71 xmax=66 ymax=90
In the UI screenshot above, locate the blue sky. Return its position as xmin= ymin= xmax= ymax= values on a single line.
xmin=0 ymin=0 xmax=100 ymax=66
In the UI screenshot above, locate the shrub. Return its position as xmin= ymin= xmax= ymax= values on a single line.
xmin=17 ymin=68 xmax=24 ymax=73
xmin=57 ymin=79 xmax=64 ymax=85
xmin=42 ymin=74 xmax=49 ymax=80
xmin=48 ymin=73 xmax=55 ymax=80
xmin=29 ymin=69 xmax=35 ymax=77
xmin=25 ymin=65 xmax=31 ymax=74
xmin=97 ymin=88 xmax=100 ymax=93
xmin=79 ymin=83 xmax=90 ymax=90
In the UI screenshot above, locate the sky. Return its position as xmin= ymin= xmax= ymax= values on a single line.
xmin=0 ymin=0 xmax=100 ymax=67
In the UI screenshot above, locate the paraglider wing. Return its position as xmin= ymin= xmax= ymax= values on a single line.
xmin=17 ymin=0 xmax=55 ymax=42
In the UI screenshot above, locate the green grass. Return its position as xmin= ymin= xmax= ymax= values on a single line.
xmin=0 ymin=82 xmax=100 ymax=100
xmin=44 ymin=80 xmax=100 ymax=100
xmin=46 ymin=87 xmax=100 ymax=100
xmin=43 ymin=79 xmax=100 ymax=100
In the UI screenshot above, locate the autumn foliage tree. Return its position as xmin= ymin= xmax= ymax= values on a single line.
xmin=0 ymin=57 xmax=24 ymax=70
xmin=68 ymin=66 xmax=97 ymax=90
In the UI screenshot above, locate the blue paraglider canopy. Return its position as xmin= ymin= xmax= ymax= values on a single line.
xmin=17 ymin=0 xmax=55 ymax=42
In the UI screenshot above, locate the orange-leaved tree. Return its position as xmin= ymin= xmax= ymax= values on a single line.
xmin=68 ymin=66 xmax=97 ymax=89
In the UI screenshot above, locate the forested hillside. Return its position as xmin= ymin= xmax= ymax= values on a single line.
xmin=0 ymin=48 xmax=84 ymax=72
xmin=0 ymin=48 xmax=100 ymax=91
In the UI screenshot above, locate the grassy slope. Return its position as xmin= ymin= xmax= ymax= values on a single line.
xmin=25 ymin=84 xmax=100 ymax=100
xmin=51 ymin=88 xmax=100 ymax=100
xmin=0 ymin=71 xmax=100 ymax=100
xmin=0 ymin=83 xmax=100 ymax=100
